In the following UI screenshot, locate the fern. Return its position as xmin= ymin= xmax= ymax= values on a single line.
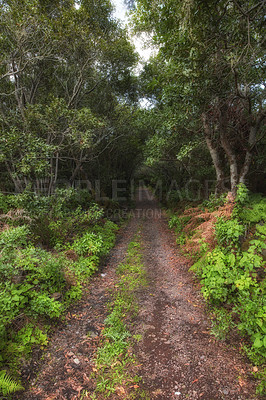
xmin=0 ymin=370 xmax=24 ymax=396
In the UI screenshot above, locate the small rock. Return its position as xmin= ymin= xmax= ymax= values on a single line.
xmin=175 ymin=392 xmax=181 ymax=396
xmin=223 ymin=389 xmax=229 ymax=395
xmin=73 ymin=358 xmax=80 ymax=365
xmin=101 ymin=273 xmax=106 ymax=277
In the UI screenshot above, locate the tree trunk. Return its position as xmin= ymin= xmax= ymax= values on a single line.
xmin=218 ymin=106 xmax=238 ymax=195
xmin=5 ymin=161 xmax=23 ymax=193
xmin=69 ymin=153 xmax=87 ymax=185
xmin=202 ymin=113 xmax=225 ymax=195
xmin=239 ymin=112 xmax=265 ymax=184
xmin=239 ymin=125 xmax=256 ymax=184
xmin=220 ymin=133 xmax=238 ymax=195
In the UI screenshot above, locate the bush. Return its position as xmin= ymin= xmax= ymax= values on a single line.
xmin=0 ymin=189 xmax=120 ymax=387
xmin=201 ymin=192 xmax=227 ymax=211
xmin=234 ymin=289 xmax=266 ymax=364
xmin=0 ymin=225 xmax=30 ymax=251
xmin=188 ymin=185 xmax=266 ymax=366
xmin=29 ymin=292 xmax=62 ymax=318
xmin=215 ymin=217 xmax=245 ymax=247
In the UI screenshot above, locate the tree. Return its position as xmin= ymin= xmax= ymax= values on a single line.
xmin=133 ymin=0 xmax=265 ymax=194
xmin=0 ymin=0 xmax=138 ymax=194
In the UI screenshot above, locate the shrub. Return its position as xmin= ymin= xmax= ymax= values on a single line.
xmin=215 ymin=217 xmax=245 ymax=247
xmin=29 ymin=293 xmax=62 ymax=318
xmin=0 ymin=225 xmax=30 ymax=251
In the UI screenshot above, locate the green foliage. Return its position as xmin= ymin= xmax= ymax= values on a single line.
xmin=215 ymin=217 xmax=245 ymax=247
xmin=235 ymin=183 xmax=250 ymax=206
xmin=0 ymin=370 xmax=24 ymax=396
xmin=91 ymin=220 xmax=119 ymax=256
xmin=0 ymin=282 xmax=33 ymax=329
xmin=0 ymin=191 xmax=119 ymax=387
xmin=0 ymin=225 xmax=30 ymax=251
xmin=73 ymin=232 xmax=103 ymax=257
xmin=201 ymin=248 xmax=239 ymax=303
xmin=168 ymin=214 xmax=191 ymax=244
xmin=65 ymin=284 xmax=83 ymax=303
xmin=31 ymin=199 xmax=105 ymax=248
xmin=6 ymin=324 xmax=48 ymax=362
xmin=176 ymin=232 xmax=187 ymax=246
xmin=201 ymin=193 xmax=227 ymax=212
xmin=0 ymin=0 xmax=139 ymax=193
xmin=234 ymin=289 xmax=266 ymax=364
xmin=253 ymin=368 xmax=266 ymax=395
xmin=93 ymin=233 xmax=146 ymax=398
xmin=29 ymin=293 xmax=62 ymax=318
xmin=210 ymin=308 xmax=234 ymax=341
xmin=238 ymin=194 xmax=266 ymax=224
xmin=186 ymin=186 xmax=266 ymax=370
xmin=198 ymin=245 xmax=266 ymax=362
xmin=0 ymin=193 xmax=9 ymax=214
xmin=168 ymin=215 xmax=181 ymax=231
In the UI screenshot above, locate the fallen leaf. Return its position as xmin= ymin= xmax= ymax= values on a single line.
xmin=116 ymin=386 xmax=126 ymax=395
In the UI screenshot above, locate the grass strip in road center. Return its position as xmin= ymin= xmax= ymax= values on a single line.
xmin=88 ymin=232 xmax=149 ymax=400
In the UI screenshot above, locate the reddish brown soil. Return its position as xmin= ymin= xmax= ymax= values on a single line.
xmin=15 ymin=188 xmax=260 ymax=400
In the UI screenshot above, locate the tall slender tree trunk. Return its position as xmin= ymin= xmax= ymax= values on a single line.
xmin=239 ymin=125 xmax=256 ymax=184
xmin=202 ymin=113 xmax=225 ymax=195
xmin=218 ymin=106 xmax=238 ymax=195
xmin=5 ymin=161 xmax=23 ymax=193
xmin=239 ymin=113 xmax=265 ymax=184
xmin=220 ymin=134 xmax=238 ymax=194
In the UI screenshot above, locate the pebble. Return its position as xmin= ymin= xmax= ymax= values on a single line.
xmin=175 ymin=392 xmax=181 ymax=396
xmin=73 ymin=358 xmax=80 ymax=365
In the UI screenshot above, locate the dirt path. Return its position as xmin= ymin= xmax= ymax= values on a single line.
xmin=16 ymin=188 xmax=258 ymax=400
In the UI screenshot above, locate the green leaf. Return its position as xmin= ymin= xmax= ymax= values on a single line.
xmin=254 ymin=337 xmax=263 ymax=348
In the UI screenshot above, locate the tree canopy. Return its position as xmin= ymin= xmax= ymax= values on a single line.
xmin=133 ymin=0 xmax=265 ymax=195
xmin=0 ymin=0 xmax=141 ymax=195
xmin=0 ymin=0 xmax=265 ymax=198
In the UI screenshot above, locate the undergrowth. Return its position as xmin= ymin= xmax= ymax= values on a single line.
xmin=168 ymin=184 xmax=266 ymax=395
xmin=89 ymin=232 xmax=149 ymax=400
xmin=0 ymin=188 xmax=119 ymax=397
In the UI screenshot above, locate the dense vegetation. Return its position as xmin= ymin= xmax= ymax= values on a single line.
xmin=133 ymin=0 xmax=265 ymax=196
xmin=167 ymin=185 xmax=266 ymax=393
xmin=0 ymin=0 xmax=265 ymax=396
xmin=0 ymin=189 xmax=120 ymax=395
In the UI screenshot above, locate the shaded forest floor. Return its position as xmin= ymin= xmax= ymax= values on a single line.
xmin=15 ymin=189 xmax=260 ymax=400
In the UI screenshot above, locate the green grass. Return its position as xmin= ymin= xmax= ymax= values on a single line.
xmin=90 ymin=232 xmax=150 ymax=399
